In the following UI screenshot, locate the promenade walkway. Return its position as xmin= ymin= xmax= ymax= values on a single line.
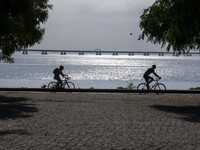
xmin=0 ymin=92 xmax=200 ymax=150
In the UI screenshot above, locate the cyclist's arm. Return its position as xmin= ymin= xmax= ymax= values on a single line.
xmin=60 ymin=71 xmax=68 ymax=77
xmin=63 ymin=73 xmax=69 ymax=78
xmin=153 ymin=71 xmax=161 ymax=79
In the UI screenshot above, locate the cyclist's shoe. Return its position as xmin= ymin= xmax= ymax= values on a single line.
xmin=147 ymin=85 xmax=150 ymax=90
xmin=58 ymin=87 xmax=64 ymax=89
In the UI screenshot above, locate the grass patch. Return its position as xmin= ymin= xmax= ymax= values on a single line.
xmin=189 ymin=87 xmax=200 ymax=90
xmin=117 ymin=81 xmax=135 ymax=90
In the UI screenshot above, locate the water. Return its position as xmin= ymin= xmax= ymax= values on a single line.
xmin=0 ymin=52 xmax=199 ymax=89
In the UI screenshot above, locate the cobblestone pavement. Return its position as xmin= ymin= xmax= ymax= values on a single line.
xmin=0 ymin=92 xmax=200 ymax=150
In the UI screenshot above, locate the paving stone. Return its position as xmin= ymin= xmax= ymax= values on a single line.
xmin=0 ymin=92 xmax=200 ymax=149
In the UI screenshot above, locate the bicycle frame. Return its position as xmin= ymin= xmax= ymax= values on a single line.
xmin=48 ymin=77 xmax=75 ymax=89
xmin=62 ymin=78 xmax=69 ymax=87
xmin=149 ymin=80 xmax=159 ymax=90
xmin=62 ymin=77 xmax=75 ymax=89
xmin=137 ymin=78 xmax=166 ymax=93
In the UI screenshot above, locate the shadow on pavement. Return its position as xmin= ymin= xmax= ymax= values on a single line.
xmin=0 ymin=95 xmax=38 ymax=120
xmin=151 ymin=105 xmax=200 ymax=123
xmin=0 ymin=129 xmax=31 ymax=136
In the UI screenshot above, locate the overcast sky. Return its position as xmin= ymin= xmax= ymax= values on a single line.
xmin=33 ymin=0 xmax=162 ymax=51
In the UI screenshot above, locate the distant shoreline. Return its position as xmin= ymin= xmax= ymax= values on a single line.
xmin=0 ymin=88 xmax=200 ymax=94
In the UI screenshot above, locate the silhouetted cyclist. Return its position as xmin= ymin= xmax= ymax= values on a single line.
xmin=143 ymin=65 xmax=161 ymax=90
xmin=53 ymin=65 xmax=68 ymax=88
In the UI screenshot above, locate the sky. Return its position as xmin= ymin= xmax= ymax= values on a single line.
xmin=33 ymin=0 xmax=163 ymax=51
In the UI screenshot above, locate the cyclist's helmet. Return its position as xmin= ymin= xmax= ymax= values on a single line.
xmin=60 ymin=65 xmax=64 ymax=70
xmin=152 ymin=65 xmax=156 ymax=69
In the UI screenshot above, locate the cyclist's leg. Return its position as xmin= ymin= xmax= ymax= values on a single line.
xmin=144 ymin=76 xmax=150 ymax=90
xmin=57 ymin=78 xmax=62 ymax=88
xmin=54 ymin=76 xmax=62 ymax=88
xmin=147 ymin=76 xmax=153 ymax=89
xmin=148 ymin=76 xmax=154 ymax=85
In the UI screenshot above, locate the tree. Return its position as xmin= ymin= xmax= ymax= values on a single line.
xmin=0 ymin=0 xmax=52 ymax=62
xmin=138 ymin=0 xmax=200 ymax=53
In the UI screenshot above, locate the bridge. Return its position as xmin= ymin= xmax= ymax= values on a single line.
xmin=21 ymin=49 xmax=200 ymax=56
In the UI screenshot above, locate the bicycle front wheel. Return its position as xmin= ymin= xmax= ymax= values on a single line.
xmin=137 ymin=83 xmax=148 ymax=93
xmin=154 ymin=83 xmax=166 ymax=94
xmin=64 ymin=82 xmax=75 ymax=89
xmin=48 ymin=81 xmax=58 ymax=89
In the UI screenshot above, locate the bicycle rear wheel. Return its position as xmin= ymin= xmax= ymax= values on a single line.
xmin=154 ymin=83 xmax=166 ymax=94
xmin=48 ymin=81 xmax=58 ymax=89
xmin=137 ymin=83 xmax=148 ymax=93
xmin=64 ymin=82 xmax=75 ymax=89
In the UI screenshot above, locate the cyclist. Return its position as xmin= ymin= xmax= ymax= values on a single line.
xmin=53 ymin=65 xmax=68 ymax=88
xmin=143 ymin=65 xmax=161 ymax=90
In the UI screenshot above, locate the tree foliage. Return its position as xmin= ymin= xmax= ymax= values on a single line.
xmin=139 ymin=0 xmax=200 ymax=52
xmin=0 ymin=0 xmax=52 ymax=62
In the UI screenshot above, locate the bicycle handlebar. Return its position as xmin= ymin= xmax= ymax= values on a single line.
xmin=64 ymin=76 xmax=71 ymax=80
xmin=154 ymin=77 xmax=162 ymax=81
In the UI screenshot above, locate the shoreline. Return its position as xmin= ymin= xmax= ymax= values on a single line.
xmin=0 ymin=88 xmax=200 ymax=94
xmin=0 ymin=79 xmax=199 ymax=90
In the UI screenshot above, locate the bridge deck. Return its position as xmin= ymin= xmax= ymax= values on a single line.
xmin=20 ymin=49 xmax=200 ymax=56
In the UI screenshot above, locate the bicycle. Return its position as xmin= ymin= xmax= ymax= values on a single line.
xmin=137 ymin=78 xmax=166 ymax=94
xmin=48 ymin=77 xmax=75 ymax=89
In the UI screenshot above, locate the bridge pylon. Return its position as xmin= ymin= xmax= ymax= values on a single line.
xmin=128 ymin=52 xmax=134 ymax=56
xmin=42 ymin=51 xmax=48 ymax=55
xmin=22 ymin=50 xmax=28 ymax=54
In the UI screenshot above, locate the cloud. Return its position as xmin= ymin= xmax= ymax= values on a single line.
xmin=34 ymin=0 xmax=161 ymax=51
xmin=54 ymin=0 xmax=154 ymax=18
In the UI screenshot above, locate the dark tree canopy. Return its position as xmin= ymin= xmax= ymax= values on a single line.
xmin=0 ymin=0 xmax=52 ymax=62
xmin=139 ymin=0 xmax=200 ymax=52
